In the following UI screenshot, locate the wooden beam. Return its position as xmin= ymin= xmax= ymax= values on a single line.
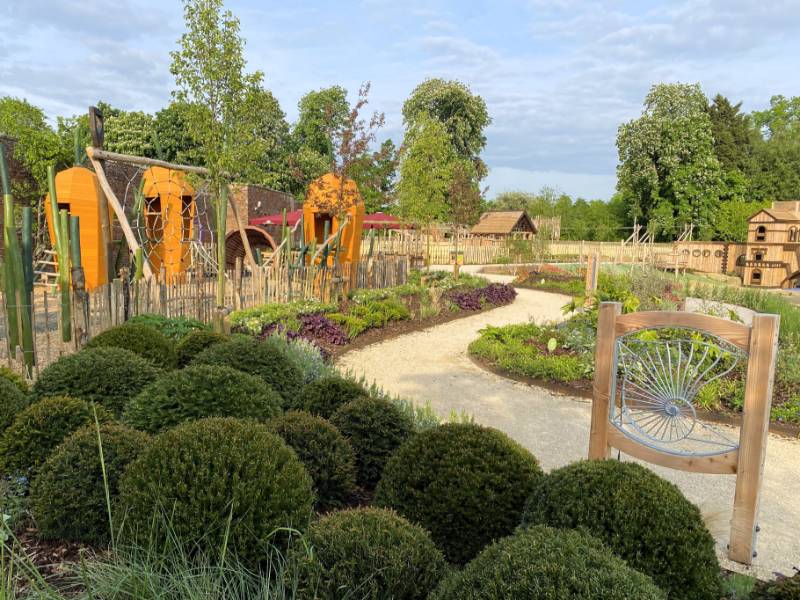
xmin=88 ymin=148 xmax=210 ymax=175
xmin=86 ymin=147 xmax=153 ymax=278
xmin=588 ymin=302 xmax=621 ymax=459
xmin=729 ymin=313 xmax=780 ymax=564
xmin=615 ymin=310 xmax=751 ymax=352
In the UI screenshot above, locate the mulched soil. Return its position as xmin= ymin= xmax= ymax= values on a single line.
xmin=12 ymin=528 xmax=104 ymax=591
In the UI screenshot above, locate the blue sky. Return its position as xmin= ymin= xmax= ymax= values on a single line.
xmin=2 ymin=0 xmax=800 ymax=199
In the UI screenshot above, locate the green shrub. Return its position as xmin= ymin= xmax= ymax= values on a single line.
xmin=127 ymin=314 xmax=208 ymax=340
xmin=29 ymin=423 xmax=149 ymax=542
xmin=522 ymin=460 xmax=721 ymax=600
xmin=0 ymin=365 xmax=28 ymax=393
xmin=267 ymin=411 xmax=356 ymax=511
xmin=260 ymin=335 xmax=333 ymax=384
xmin=192 ymin=337 xmax=303 ymax=404
xmin=175 ymin=330 xmax=229 ymax=367
xmin=331 ymin=397 xmax=413 ymax=489
xmin=118 ymin=417 xmax=313 ymax=565
xmin=0 ymin=377 xmax=29 ymax=433
xmin=297 ymin=375 xmax=369 ymax=417
xmin=347 ymin=297 xmax=411 ymax=329
xmin=124 ymin=365 xmax=283 ymax=433
xmin=374 ymin=423 xmax=543 ymax=565
xmin=430 ymin=525 xmax=665 ymax=600
xmin=293 ymin=507 xmax=447 ymax=600
xmin=750 ymin=571 xmax=800 ymax=599
xmin=32 ymin=347 xmax=159 ymax=416
xmin=229 ymin=300 xmax=336 ymax=334
xmin=326 ymin=313 xmax=369 ymax=338
xmin=0 ymin=397 xmax=113 ymax=476
xmin=86 ymin=323 xmax=177 ymax=368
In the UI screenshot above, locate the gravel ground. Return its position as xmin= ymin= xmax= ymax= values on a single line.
xmin=338 ymin=267 xmax=800 ymax=580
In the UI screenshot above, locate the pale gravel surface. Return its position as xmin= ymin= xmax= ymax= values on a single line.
xmin=338 ymin=267 xmax=800 ymax=579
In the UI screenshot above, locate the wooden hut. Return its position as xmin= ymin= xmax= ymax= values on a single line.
xmin=44 ymin=166 xmax=110 ymax=290
xmin=470 ymin=210 xmax=537 ymax=239
xmin=740 ymin=201 xmax=800 ymax=288
xmin=303 ymin=173 xmax=365 ymax=264
xmin=140 ymin=166 xmax=195 ymax=280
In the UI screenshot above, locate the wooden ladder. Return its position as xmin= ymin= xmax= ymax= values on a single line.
xmin=33 ymin=249 xmax=59 ymax=290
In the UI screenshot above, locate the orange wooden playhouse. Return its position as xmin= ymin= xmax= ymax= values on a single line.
xmin=302 ymin=173 xmax=364 ymax=264
xmin=140 ymin=166 xmax=195 ymax=280
xmin=44 ymin=166 xmax=110 ymax=290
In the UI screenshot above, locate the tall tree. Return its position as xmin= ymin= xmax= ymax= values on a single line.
xmin=293 ymin=86 xmax=349 ymax=159
xmin=349 ymin=139 xmax=398 ymax=213
xmin=153 ymin=101 xmax=204 ymax=164
xmin=616 ymin=82 xmax=722 ymax=240
xmin=708 ymin=94 xmax=752 ymax=173
xmin=104 ymin=110 xmax=157 ymax=157
xmin=402 ymin=79 xmax=491 ymax=179
xmin=170 ymin=0 xmax=266 ymax=322
xmin=748 ymin=95 xmax=800 ymax=201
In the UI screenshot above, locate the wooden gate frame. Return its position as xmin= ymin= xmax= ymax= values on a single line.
xmin=589 ymin=302 xmax=780 ymax=565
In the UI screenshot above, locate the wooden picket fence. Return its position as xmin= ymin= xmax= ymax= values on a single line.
xmin=0 ymin=255 xmax=409 ymax=379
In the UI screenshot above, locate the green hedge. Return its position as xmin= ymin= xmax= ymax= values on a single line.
xmin=375 ymin=423 xmax=542 ymax=565
xmin=750 ymin=571 xmax=800 ymax=599
xmin=0 ymin=397 xmax=113 ymax=476
xmin=522 ymin=460 xmax=721 ymax=600
xmin=32 ymin=347 xmax=159 ymax=416
xmin=266 ymin=411 xmax=356 ymax=511
xmin=124 ymin=364 xmax=283 ymax=433
xmin=192 ymin=337 xmax=303 ymax=404
xmin=30 ymin=423 xmax=149 ymax=542
xmin=331 ymin=396 xmax=413 ymax=489
xmin=127 ymin=314 xmax=208 ymax=341
xmin=118 ymin=417 xmax=313 ymax=565
xmin=229 ymin=300 xmax=336 ymax=335
xmin=0 ymin=365 xmax=28 ymax=393
xmin=175 ymin=330 xmax=229 ymax=367
xmin=0 ymin=377 xmax=29 ymax=433
xmin=86 ymin=323 xmax=177 ymax=368
xmin=430 ymin=525 xmax=665 ymax=599
xmin=297 ymin=375 xmax=368 ymax=417
xmin=293 ymin=507 xmax=447 ymax=599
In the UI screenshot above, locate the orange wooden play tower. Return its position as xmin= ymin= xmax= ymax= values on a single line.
xmin=302 ymin=173 xmax=364 ymax=264
xmin=140 ymin=166 xmax=195 ymax=280
xmin=44 ymin=166 xmax=110 ymax=290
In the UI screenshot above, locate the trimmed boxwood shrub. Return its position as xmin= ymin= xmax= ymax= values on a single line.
xmin=750 ymin=572 xmax=800 ymax=599
xmin=0 ymin=397 xmax=113 ymax=476
xmin=175 ymin=330 xmax=228 ymax=367
xmin=374 ymin=423 xmax=542 ymax=565
xmin=430 ymin=525 xmax=665 ymax=600
xmin=267 ymin=411 xmax=356 ymax=511
xmin=297 ymin=375 xmax=368 ymax=417
xmin=30 ymin=423 xmax=149 ymax=542
xmin=0 ymin=365 xmax=28 ymax=393
xmin=293 ymin=507 xmax=447 ymax=600
xmin=0 ymin=377 xmax=29 ymax=433
xmin=192 ymin=337 xmax=303 ymax=404
xmin=124 ymin=364 xmax=283 ymax=433
xmin=32 ymin=347 xmax=159 ymax=416
xmin=118 ymin=417 xmax=313 ymax=565
xmin=522 ymin=460 xmax=721 ymax=600
xmin=86 ymin=323 xmax=177 ymax=368
xmin=331 ymin=397 xmax=413 ymax=489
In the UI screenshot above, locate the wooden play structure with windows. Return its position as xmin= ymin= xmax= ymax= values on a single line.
xmin=302 ymin=172 xmax=365 ymax=265
xmin=44 ymin=166 xmax=110 ymax=290
xmin=740 ymin=201 xmax=800 ymax=288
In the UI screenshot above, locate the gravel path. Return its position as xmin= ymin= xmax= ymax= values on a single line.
xmin=338 ymin=268 xmax=800 ymax=579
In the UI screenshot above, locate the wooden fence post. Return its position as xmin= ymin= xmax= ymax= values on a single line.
xmin=729 ymin=313 xmax=780 ymax=564
xmin=588 ymin=302 xmax=622 ymax=460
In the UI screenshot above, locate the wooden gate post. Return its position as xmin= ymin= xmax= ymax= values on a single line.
xmin=729 ymin=313 xmax=780 ymax=564
xmin=588 ymin=302 xmax=622 ymax=459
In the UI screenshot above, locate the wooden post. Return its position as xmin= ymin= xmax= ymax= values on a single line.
xmin=588 ymin=302 xmax=622 ymax=460
xmin=729 ymin=313 xmax=780 ymax=564
xmin=584 ymin=252 xmax=600 ymax=302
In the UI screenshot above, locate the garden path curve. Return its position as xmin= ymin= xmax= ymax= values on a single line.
xmin=338 ymin=267 xmax=800 ymax=579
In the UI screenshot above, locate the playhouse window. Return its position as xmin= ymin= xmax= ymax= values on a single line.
xmin=790 ymin=227 xmax=798 ymax=242
xmin=736 ymin=254 xmax=746 ymax=267
xmin=751 ymin=270 xmax=762 ymax=285
xmin=181 ymin=195 xmax=193 ymax=242
xmin=314 ymin=213 xmax=333 ymax=245
xmin=145 ymin=196 xmax=163 ymax=239
xmin=755 ymin=225 xmax=766 ymax=241
xmin=754 ymin=252 xmax=764 ymax=261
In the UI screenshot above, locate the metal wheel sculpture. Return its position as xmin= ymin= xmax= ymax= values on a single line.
xmin=610 ymin=327 xmax=747 ymax=457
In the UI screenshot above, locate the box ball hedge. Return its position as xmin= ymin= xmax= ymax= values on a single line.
xmin=0 ymin=397 xmax=113 ymax=476
xmin=0 ymin=377 xmax=29 ymax=433
xmin=330 ymin=397 xmax=413 ymax=488
xmin=175 ymin=330 xmax=228 ymax=367
xmin=430 ymin=525 xmax=665 ymax=600
xmin=374 ymin=423 xmax=542 ymax=565
xmin=30 ymin=423 xmax=150 ymax=542
xmin=124 ymin=364 xmax=283 ymax=433
xmin=298 ymin=375 xmax=369 ymax=417
xmin=192 ymin=337 xmax=303 ymax=404
xmin=118 ymin=417 xmax=314 ymax=565
xmin=86 ymin=323 xmax=177 ymax=368
xmin=32 ymin=347 xmax=159 ymax=416
xmin=293 ymin=507 xmax=447 ymax=600
xmin=522 ymin=460 xmax=720 ymax=600
xmin=267 ymin=411 xmax=356 ymax=511
xmin=0 ymin=365 xmax=28 ymax=393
